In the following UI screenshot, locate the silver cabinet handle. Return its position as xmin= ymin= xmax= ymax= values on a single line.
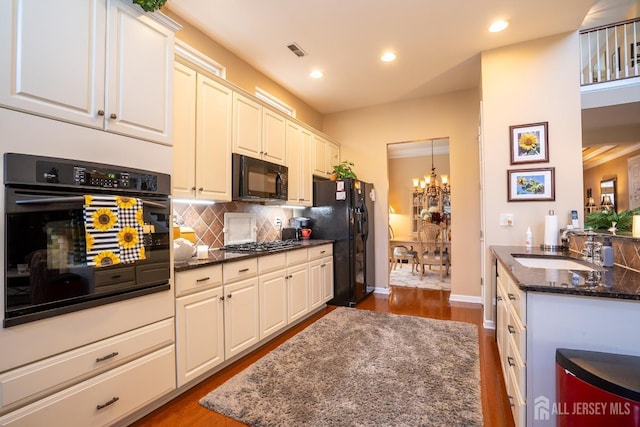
xmin=96 ymin=351 xmax=119 ymax=363
xmin=97 ymin=396 xmax=119 ymax=410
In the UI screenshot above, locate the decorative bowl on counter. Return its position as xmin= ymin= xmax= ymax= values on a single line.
xmin=174 ymin=238 xmax=196 ymax=261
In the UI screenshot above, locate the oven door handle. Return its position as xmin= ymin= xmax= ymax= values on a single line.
xmin=15 ymin=196 xmax=167 ymax=209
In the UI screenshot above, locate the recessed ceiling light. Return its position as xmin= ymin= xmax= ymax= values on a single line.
xmin=489 ymin=20 xmax=509 ymax=33
xmin=381 ymin=51 xmax=396 ymax=62
xmin=310 ymin=70 xmax=324 ymax=79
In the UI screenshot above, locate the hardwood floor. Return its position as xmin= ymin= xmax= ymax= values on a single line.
xmin=130 ymin=287 xmax=514 ymax=426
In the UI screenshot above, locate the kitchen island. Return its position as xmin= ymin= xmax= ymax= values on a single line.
xmin=491 ymin=245 xmax=640 ymax=427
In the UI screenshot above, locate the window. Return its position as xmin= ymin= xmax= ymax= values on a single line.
xmin=255 ymin=87 xmax=296 ymax=117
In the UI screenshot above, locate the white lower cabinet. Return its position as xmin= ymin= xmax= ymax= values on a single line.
xmin=496 ymin=261 xmax=527 ymax=427
xmin=174 ymin=245 xmax=334 ymax=388
xmin=223 ymin=276 xmax=260 ymax=358
xmin=175 ymin=287 xmax=224 ymax=387
xmin=309 ymin=244 xmax=334 ymax=309
xmin=259 ymin=270 xmax=288 ymax=340
xmin=0 ymin=346 xmax=175 ymax=427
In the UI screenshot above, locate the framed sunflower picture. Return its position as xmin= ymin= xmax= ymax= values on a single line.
xmin=509 ymin=122 xmax=549 ymax=165
xmin=508 ymin=167 xmax=555 ymax=202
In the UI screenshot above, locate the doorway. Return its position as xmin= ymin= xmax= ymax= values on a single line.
xmin=387 ymin=138 xmax=451 ymax=290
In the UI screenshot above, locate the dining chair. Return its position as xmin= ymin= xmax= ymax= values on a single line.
xmin=417 ymin=223 xmax=450 ymax=280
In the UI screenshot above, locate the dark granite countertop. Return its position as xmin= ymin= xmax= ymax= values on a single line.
xmin=174 ymin=239 xmax=334 ymax=273
xmin=490 ymin=245 xmax=640 ymax=301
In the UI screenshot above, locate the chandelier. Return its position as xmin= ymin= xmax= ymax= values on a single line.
xmin=412 ymin=140 xmax=451 ymax=199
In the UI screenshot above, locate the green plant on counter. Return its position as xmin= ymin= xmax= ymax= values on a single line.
xmin=330 ymin=160 xmax=357 ymax=180
xmin=585 ymin=208 xmax=640 ymax=232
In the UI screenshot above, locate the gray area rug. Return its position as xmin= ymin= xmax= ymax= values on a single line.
xmin=200 ymin=307 xmax=483 ymax=426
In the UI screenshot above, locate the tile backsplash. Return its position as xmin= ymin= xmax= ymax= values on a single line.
xmin=173 ymin=201 xmax=294 ymax=248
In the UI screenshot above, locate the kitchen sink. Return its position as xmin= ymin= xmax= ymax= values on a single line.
xmin=512 ymin=256 xmax=595 ymax=271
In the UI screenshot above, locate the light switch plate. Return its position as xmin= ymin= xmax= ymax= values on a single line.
xmin=500 ymin=213 xmax=514 ymax=227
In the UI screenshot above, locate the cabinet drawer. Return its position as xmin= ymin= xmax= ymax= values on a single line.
xmin=258 ymin=253 xmax=286 ymax=274
xmin=0 ymin=346 xmax=175 ymax=427
xmin=0 ymin=319 xmax=174 ymax=413
xmin=175 ymin=264 xmax=222 ymax=296
xmin=507 ymin=303 xmax=526 ymax=357
xmin=308 ymin=244 xmax=332 ymax=260
xmin=507 ymin=366 xmax=526 ymax=427
xmin=223 ymin=258 xmax=258 ymax=283
xmin=507 ymin=335 xmax=526 ymax=400
xmin=507 ymin=280 xmax=526 ymax=322
xmin=286 ymin=248 xmax=308 ymax=266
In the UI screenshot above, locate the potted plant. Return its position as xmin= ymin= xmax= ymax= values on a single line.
xmin=132 ymin=0 xmax=167 ymax=12
xmin=330 ymin=160 xmax=357 ymax=180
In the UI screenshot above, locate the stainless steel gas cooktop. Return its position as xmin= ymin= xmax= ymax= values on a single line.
xmin=220 ymin=240 xmax=302 ymax=253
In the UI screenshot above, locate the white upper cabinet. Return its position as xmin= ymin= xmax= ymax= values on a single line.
xmin=0 ymin=0 xmax=178 ymax=145
xmin=286 ymin=120 xmax=313 ymax=206
xmin=232 ymin=92 xmax=286 ymax=165
xmin=262 ymin=108 xmax=287 ymax=165
xmin=232 ymin=92 xmax=263 ymax=158
xmin=312 ymin=134 xmax=340 ymax=178
xmin=173 ymin=61 xmax=233 ymax=201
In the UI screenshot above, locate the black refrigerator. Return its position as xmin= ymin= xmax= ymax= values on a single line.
xmin=303 ymin=179 xmax=375 ymax=306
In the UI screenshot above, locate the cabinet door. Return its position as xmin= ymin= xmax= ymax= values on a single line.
xmin=312 ymin=135 xmax=328 ymax=176
xmin=232 ymin=92 xmax=262 ymax=158
xmin=326 ymin=141 xmax=340 ymax=172
xmin=287 ymin=264 xmax=309 ymax=323
xmin=286 ymin=121 xmax=302 ymax=203
xmin=259 ymin=270 xmax=288 ymax=340
xmin=175 ymin=287 xmax=224 ymax=387
xmin=321 ymin=257 xmax=334 ymax=302
xmin=224 ymin=277 xmax=259 ymax=358
xmin=299 ymin=127 xmax=313 ymax=204
xmin=105 ymin=0 xmax=174 ymax=144
xmin=0 ymin=0 xmax=106 ymax=128
xmin=196 ymin=74 xmax=233 ymax=201
xmin=262 ymin=108 xmax=286 ymax=165
xmin=308 ymin=259 xmax=323 ymax=310
xmin=172 ymin=62 xmax=197 ymax=199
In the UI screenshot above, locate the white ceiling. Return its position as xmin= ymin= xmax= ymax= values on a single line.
xmin=167 ymin=0 xmax=613 ymax=115
xmin=167 ymin=0 xmax=639 ymax=160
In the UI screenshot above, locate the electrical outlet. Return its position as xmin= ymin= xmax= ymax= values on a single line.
xmin=274 ymin=217 xmax=282 ymax=226
xmin=499 ymin=213 xmax=514 ymax=227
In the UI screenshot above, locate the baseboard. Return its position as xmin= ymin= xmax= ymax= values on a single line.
xmin=374 ymin=287 xmax=390 ymax=295
xmin=448 ymin=293 xmax=482 ymax=304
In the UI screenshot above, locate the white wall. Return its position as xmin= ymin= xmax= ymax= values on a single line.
xmin=323 ymin=89 xmax=481 ymax=300
xmin=481 ymin=32 xmax=584 ymax=324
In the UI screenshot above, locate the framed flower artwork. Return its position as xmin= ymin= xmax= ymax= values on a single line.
xmin=508 ymin=167 xmax=555 ymax=202
xmin=509 ymin=122 xmax=549 ymax=165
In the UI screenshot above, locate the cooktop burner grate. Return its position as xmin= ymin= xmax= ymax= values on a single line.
xmin=221 ymin=240 xmax=302 ymax=252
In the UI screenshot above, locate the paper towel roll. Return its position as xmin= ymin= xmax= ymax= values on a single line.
xmin=633 ymin=215 xmax=640 ymax=238
xmin=544 ymin=212 xmax=558 ymax=247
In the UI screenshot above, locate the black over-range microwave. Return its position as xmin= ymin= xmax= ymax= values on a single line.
xmin=232 ymin=153 xmax=288 ymax=202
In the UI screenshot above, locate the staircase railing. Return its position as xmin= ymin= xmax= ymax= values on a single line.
xmin=580 ymin=18 xmax=640 ymax=85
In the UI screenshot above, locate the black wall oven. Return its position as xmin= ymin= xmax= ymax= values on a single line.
xmin=3 ymin=153 xmax=171 ymax=327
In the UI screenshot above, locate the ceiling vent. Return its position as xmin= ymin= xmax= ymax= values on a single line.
xmin=287 ymin=43 xmax=307 ymax=58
